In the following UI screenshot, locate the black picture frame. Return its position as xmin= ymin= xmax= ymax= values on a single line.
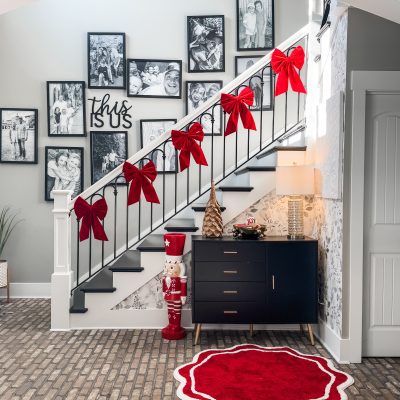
xmin=0 ymin=108 xmax=38 ymax=164
xmin=187 ymin=15 xmax=225 ymax=73
xmin=90 ymin=131 xmax=128 ymax=184
xmin=236 ymin=0 xmax=275 ymax=51
xmin=88 ymin=32 xmax=126 ymax=89
xmin=185 ymin=80 xmax=223 ymax=136
xmin=235 ymin=56 xmax=273 ymax=111
xmin=47 ymin=81 xmax=87 ymax=137
xmin=140 ymin=119 xmax=178 ymax=174
xmin=44 ymin=146 xmax=84 ymax=201
xmin=127 ymin=59 xmax=182 ymax=99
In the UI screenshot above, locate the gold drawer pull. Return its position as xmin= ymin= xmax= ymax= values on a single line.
xmin=223 ymin=290 xmax=238 ymax=294
xmin=224 ymin=251 xmax=238 ymax=254
xmin=223 ymin=270 xmax=238 ymax=274
xmin=223 ymin=310 xmax=238 ymax=314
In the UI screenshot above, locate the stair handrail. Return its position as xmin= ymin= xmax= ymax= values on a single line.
xmin=68 ymin=24 xmax=310 ymax=210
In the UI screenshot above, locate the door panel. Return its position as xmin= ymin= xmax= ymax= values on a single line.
xmin=363 ymin=93 xmax=400 ymax=356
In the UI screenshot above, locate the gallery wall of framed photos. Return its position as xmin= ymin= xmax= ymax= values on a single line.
xmin=0 ymin=0 xmax=309 ymax=282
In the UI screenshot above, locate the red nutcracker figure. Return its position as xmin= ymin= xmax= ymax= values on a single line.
xmin=162 ymin=233 xmax=187 ymax=340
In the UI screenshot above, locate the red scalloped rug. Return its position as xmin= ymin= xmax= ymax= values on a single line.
xmin=174 ymin=344 xmax=353 ymax=400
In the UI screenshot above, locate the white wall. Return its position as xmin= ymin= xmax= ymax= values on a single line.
xmin=0 ymin=0 xmax=308 ymax=287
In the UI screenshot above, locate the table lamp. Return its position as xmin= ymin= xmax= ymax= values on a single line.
xmin=276 ymin=165 xmax=314 ymax=239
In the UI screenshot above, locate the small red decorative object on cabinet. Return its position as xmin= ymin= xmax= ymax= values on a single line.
xmin=162 ymin=233 xmax=187 ymax=340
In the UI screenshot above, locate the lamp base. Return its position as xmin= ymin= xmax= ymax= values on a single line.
xmin=287 ymin=196 xmax=305 ymax=239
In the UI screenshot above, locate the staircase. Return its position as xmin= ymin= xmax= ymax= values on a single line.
xmin=51 ymin=25 xmax=310 ymax=330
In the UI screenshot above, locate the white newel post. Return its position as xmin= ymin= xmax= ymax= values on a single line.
xmin=51 ymin=190 xmax=73 ymax=330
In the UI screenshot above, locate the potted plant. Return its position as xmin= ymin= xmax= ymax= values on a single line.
xmin=0 ymin=207 xmax=22 ymax=302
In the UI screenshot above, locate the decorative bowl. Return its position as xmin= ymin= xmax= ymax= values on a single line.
xmin=232 ymin=223 xmax=267 ymax=239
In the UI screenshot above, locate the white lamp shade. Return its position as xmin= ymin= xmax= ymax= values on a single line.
xmin=276 ymin=166 xmax=315 ymax=195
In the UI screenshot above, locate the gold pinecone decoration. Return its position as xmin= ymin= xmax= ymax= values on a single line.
xmin=202 ymin=181 xmax=223 ymax=238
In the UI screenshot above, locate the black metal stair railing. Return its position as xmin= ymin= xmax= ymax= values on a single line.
xmin=69 ymin=34 xmax=309 ymax=295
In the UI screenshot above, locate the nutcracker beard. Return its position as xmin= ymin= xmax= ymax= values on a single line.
xmin=162 ymin=264 xmax=187 ymax=340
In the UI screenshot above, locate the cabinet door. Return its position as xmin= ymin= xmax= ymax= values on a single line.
xmin=267 ymin=242 xmax=318 ymax=323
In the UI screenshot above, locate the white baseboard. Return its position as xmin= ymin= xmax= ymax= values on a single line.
xmin=315 ymin=319 xmax=350 ymax=363
xmin=70 ymin=308 xmax=301 ymax=331
xmin=0 ymin=282 xmax=51 ymax=298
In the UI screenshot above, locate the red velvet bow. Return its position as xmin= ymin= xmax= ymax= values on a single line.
xmin=74 ymin=196 xmax=108 ymax=242
xmin=221 ymin=87 xmax=257 ymax=136
xmin=271 ymin=46 xmax=307 ymax=96
xmin=171 ymin=122 xmax=208 ymax=172
xmin=123 ymin=160 xmax=160 ymax=205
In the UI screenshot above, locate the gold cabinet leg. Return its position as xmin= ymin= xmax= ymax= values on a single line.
xmin=194 ymin=324 xmax=202 ymax=345
xmin=249 ymin=324 xmax=254 ymax=337
xmin=307 ymin=324 xmax=315 ymax=346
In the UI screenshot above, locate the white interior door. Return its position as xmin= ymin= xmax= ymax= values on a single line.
xmin=363 ymin=93 xmax=400 ymax=356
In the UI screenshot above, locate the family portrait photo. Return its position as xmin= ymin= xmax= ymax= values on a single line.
xmin=88 ymin=32 xmax=126 ymax=89
xmin=235 ymin=56 xmax=272 ymax=111
xmin=0 ymin=108 xmax=38 ymax=164
xmin=127 ymin=59 xmax=182 ymax=98
xmin=187 ymin=16 xmax=225 ymax=72
xmin=90 ymin=131 xmax=128 ymax=184
xmin=45 ymin=147 xmax=83 ymax=201
xmin=140 ymin=119 xmax=177 ymax=173
xmin=47 ymin=81 xmax=86 ymax=137
xmin=237 ymin=0 xmax=274 ymax=50
xmin=186 ymin=81 xmax=222 ymax=135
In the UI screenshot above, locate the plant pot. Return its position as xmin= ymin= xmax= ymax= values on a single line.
xmin=0 ymin=260 xmax=8 ymax=288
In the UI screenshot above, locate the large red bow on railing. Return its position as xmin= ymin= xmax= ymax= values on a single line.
xmin=74 ymin=196 xmax=108 ymax=242
xmin=271 ymin=46 xmax=307 ymax=96
xmin=123 ymin=160 xmax=160 ymax=205
xmin=171 ymin=122 xmax=208 ymax=172
xmin=221 ymin=87 xmax=257 ymax=136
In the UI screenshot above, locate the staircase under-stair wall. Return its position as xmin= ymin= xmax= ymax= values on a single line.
xmin=51 ymin=25 xmax=310 ymax=330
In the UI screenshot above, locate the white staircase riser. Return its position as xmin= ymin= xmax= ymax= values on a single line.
xmin=220 ymin=172 xmax=276 ymax=224
xmin=277 ymin=151 xmax=305 ymax=166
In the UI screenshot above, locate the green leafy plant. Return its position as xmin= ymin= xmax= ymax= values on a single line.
xmin=0 ymin=207 xmax=22 ymax=260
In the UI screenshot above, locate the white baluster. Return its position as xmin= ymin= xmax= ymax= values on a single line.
xmin=51 ymin=190 xmax=72 ymax=330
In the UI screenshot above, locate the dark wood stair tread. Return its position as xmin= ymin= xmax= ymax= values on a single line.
xmin=70 ymin=290 xmax=88 ymax=313
xmin=257 ymin=145 xmax=307 ymax=160
xmin=235 ymin=166 xmax=276 ymax=176
xmin=218 ymin=186 xmax=254 ymax=192
xmin=164 ymin=219 xmax=199 ymax=232
xmin=137 ymin=234 xmax=165 ymax=252
xmin=80 ymin=269 xmax=116 ymax=293
xmin=192 ymin=204 xmax=226 ymax=212
xmin=109 ymin=250 xmax=144 ymax=272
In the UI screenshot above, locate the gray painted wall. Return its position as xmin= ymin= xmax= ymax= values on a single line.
xmin=342 ymin=7 xmax=400 ymax=335
xmin=0 ymin=0 xmax=308 ymax=285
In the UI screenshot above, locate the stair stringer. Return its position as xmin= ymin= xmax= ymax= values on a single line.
xmin=70 ymin=170 xmax=278 ymax=329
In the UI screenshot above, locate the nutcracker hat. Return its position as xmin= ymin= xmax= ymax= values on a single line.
xmin=164 ymin=233 xmax=186 ymax=263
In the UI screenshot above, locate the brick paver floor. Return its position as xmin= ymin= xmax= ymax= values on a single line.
xmin=0 ymin=299 xmax=399 ymax=399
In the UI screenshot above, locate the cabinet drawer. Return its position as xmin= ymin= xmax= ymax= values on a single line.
xmin=193 ymin=301 xmax=267 ymax=323
xmin=194 ymin=261 xmax=266 ymax=282
xmin=195 ymin=282 xmax=265 ymax=302
xmin=194 ymin=241 xmax=265 ymax=262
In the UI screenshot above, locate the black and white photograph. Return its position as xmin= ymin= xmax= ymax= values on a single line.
xmin=140 ymin=119 xmax=177 ymax=173
xmin=88 ymin=32 xmax=126 ymax=89
xmin=235 ymin=56 xmax=272 ymax=111
xmin=90 ymin=131 xmax=128 ymax=184
xmin=186 ymin=81 xmax=222 ymax=135
xmin=127 ymin=59 xmax=182 ymax=98
xmin=0 ymin=108 xmax=38 ymax=164
xmin=47 ymin=81 xmax=86 ymax=137
xmin=187 ymin=16 xmax=225 ymax=72
xmin=237 ymin=0 xmax=274 ymax=51
xmin=45 ymin=146 xmax=83 ymax=201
